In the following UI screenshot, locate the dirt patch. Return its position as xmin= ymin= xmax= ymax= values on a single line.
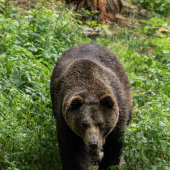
xmin=89 ymin=157 xmax=126 ymax=170
xmin=90 ymin=166 xmax=98 ymax=170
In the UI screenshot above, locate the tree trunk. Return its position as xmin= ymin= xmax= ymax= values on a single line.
xmin=65 ymin=0 xmax=149 ymax=24
xmin=83 ymin=0 xmax=122 ymax=24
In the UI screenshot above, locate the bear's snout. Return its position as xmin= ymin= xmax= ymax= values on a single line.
xmin=84 ymin=125 xmax=103 ymax=151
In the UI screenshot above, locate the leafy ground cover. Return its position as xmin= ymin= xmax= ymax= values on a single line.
xmin=128 ymin=0 xmax=170 ymax=15
xmin=0 ymin=1 xmax=170 ymax=170
xmin=0 ymin=1 xmax=89 ymax=169
xmin=95 ymin=23 xmax=170 ymax=169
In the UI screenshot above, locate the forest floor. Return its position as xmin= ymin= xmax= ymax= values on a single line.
xmin=1 ymin=1 xmax=170 ymax=170
xmin=89 ymin=157 xmax=126 ymax=170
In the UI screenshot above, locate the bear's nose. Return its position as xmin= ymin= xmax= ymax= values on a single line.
xmin=88 ymin=142 xmax=98 ymax=150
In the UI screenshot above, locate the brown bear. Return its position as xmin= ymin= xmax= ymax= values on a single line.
xmin=50 ymin=43 xmax=132 ymax=170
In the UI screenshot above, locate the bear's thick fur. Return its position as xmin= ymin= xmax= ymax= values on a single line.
xmin=50 ymin=43 xmax=132 ymax=170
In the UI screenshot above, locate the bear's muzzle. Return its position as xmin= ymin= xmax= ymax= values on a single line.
xmin=84 ymin=125 xmax=104 ymax=152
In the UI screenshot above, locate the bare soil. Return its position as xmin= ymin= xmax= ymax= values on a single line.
xmin=89 ymin=157 xmax=126 ymax=170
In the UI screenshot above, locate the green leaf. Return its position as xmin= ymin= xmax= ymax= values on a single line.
xmin=140 ymin=20 xmax=150 ymax=24
xmin=149 ymin=130 xmax=157 ymax=138
xmin=154 ymin=48 xmax=160 ymax=54
xmin=123 ymin=166 xmax=128 ymax=170
xmin=131 ymin=81 xmax=141 ymax=87
xmin=158 ymin=130 xmax=165 ymax=136
xmin=152 ymin=166 xmax=157 ymax=170
xmin=160 ymin=140 xmax=167 ymax=151
xmin=155 ymin=54 xmax=162 ymax=61
xmin=136 ymin=132 xmax=143 ymax=138
xmin=135 ymin=81 xmax=142 ymax=87
xmin=164 ymin=166 xmax=170 ymax=170
xmin=159 ymin=121 xmax=166 ymax=129
xmin=77 ymin=20 xmax=82 ymax=24
xmin=147 ymin=58 xmax=153 ymax=67
xmin=27 ymin=47 xmax=37 ymax=52
xmin=108 ymin=165 xmax=120 ymax=170
xmin=150 ymin=18 xmax=158 ymax=22
xmin=103 ymin=24 xmax=109 ymax=29
xmin=153 ymin=145 xmax=156 ymax=151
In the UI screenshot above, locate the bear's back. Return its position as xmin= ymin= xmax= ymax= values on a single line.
xmin=50 ymin=43 xmax=132 ymax=126
xmin=51 ymin=43 xmax=130 ymax=98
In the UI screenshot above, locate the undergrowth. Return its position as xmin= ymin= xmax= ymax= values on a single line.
xmin=95 ymin=26 xmax=170 ymax=170
xmin=129 ymin=0 xmax=170 ymax=15
xmin=0 ymin=1 xmax=89 ymax=169
xmin=0 ymin=0 xmax=170 ymax=170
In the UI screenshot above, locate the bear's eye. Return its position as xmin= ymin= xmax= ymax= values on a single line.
xmin=82 ymin=123 xmax=88 ymax=128
xmin=97 ymin=123 xmax=103 ymax=128
xmin=70 ymin=97 xmax=84 ymax=110
xmin=100 ymin=95 xmax=114 ymax=109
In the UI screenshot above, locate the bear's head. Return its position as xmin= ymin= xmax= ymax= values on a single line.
xmin=62 ymin=91 xmax=119 ymax=152
xmin=60 ymin=59 xmax=119 ymax=152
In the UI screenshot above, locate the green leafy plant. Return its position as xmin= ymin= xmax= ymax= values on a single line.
xmin=131 ymin=0 xmax=170 ymax=15
xmin=0 ymin=1 xmax=89 ymax=169
xmin=140 ymin=18 xmax=170 ymax=36
xmin=95 ymin=26 xmax=170 ymax=169
xmin=108 ymin=165 xmax=120 ymax=170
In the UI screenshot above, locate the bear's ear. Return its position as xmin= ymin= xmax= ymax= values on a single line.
xmin=70 ymin=96 xmax=84 ymax=110
xmin=100 ymin=94 xmax=114 ymax=109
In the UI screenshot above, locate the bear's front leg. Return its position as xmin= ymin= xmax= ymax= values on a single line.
xmin=98 ymin=131 xmax=124 ymax=170
xmin=57 ymin=125 xmax=90 ymax=170
xmin=59 ymin=147 xmax=90 ymax=170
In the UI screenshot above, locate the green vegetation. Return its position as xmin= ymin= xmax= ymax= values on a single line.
xmin=0 ymin=1 xmax=89 ymax=169
xmin=140 ymin=18 xmax=170 ymax=36
xmin=130 ymin=0 xmax=170 ymax=15
xmin=96 ymin=25 xmax=170 ymax=169
xmin=0 ymin=0 xmax=170 ymax=170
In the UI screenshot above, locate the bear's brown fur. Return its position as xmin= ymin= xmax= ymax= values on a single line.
xmin=50 ymin=43 xmax=132 ymax=170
